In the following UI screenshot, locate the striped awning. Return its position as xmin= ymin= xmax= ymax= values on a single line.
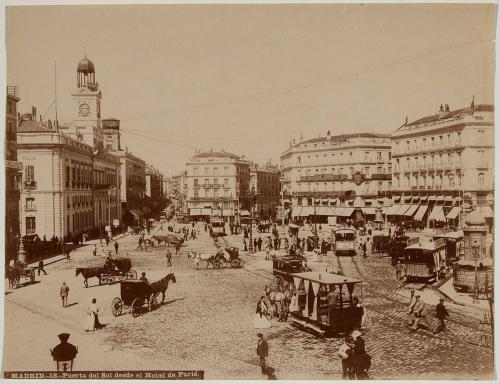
xmin=301 ymin=207 xmax=315 ymax=216
xmin=329 ymin=198 xmax=337 ymax=205
xmin=362 ymin=207 xmax=376 ymax=215
xmin=292 ymin=207 xmax=303 ymax=217
xmin=338 ymin=207 xmax=355 ymax=217
xmin=387 ymin=204 xmax=402 ymax=215
xmin=428 ymin=195 xmax=436 ymax=201
xmin=396 ymin=204 xmax=411 ymax=215
xmin=436 ymin=195 xmax=445 ymax=202
xmin=404 ymin=205 xmax=420 ymax=217
xmin=189 ymin=208 xmax=202 ymax=216
xmin=382 ymin=206 xmax=392 ymax=215
xmin=446 ymin=207 xmax=461 ymax=220
xmin=414 ymin=206 xmax=428 ymax=221
xmin=316 ymin=207 xmax=333 ymax=215
xmin=429 ymin=206 xmax=446 ymax=222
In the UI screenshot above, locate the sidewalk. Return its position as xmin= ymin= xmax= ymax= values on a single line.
xmin=438 ymin=278 xmax=490 ymax=311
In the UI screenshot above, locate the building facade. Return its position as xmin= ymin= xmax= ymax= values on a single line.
xmin=17 ymin=56 xmax=122 ymax=240
xmin=5 ymin=86 xmax=22 ymax=262
xmin=186 ymin=150 xmax=250 ymax=221
xmin=249 ymin=162 xmax=281 ymax=219
xmin=145 ymin=164 xmax=164 ymax=214
xmin=280 ymin=131 xmax=392 ymax=222
xmin=391 ymin=102 xmax=494 ymax=225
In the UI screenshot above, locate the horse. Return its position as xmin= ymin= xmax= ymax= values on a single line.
xmin=191 ymin=252 xmax=222 ymax=269
xmin=152 ymin=235 xmax=168 ymax=246
xmin=7 ymin=265 xmax=20 ymax=289
xmin=76 ymin=267 xmax=103 ymax=287
xmin=150 ymin=273 xmax=177 ymax=303
xmin=265 ymin=284 xmax=292 ymax=321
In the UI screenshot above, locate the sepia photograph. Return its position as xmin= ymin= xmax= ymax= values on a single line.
xmin=2 ymin=2 xmax=497 ymax=380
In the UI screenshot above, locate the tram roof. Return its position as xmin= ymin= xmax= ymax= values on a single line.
xmin=292 ymin=272 xmax=361 ymax=285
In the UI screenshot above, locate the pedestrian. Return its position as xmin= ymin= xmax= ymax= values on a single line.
xmin=84 ymin=298 xmax=103 ymax=331
xmin=60 ymin=281 xmax=69 ymax=308
xmin=243 ymin=239 xmax=248 ymax=252
xmin=395 ymin=261 xmax=404 ymax=280
xmin=105 ymin=236 xmax=110 ymax=246
xmin=410 ymin=294 xmax=425 ymax=331
xmin=351 ymin=330 xmax=371 ymax=379
xmin=327 ymin=286 xmax=339 ymax=320
xmin=93 ymin=244 xmax=97 ymax=257
xmin=435 ymin=298 xmax=449 ymax=333
xmin=338 ymin=336 xmax=355 ymax=379
xmin=256 ymin=332 xmax=269 ymax=374
xmin=65 ymin=247 xmax=71 ymax=260
xmin=362 ymin=241 xmax=367 ymax=258
xmin=139 ymin=272 xmax=149 ymax=285
xmin=114 ymin=241 xmax=119 ymax=255
xmin=38 ymin=258 xmax=48 ymax=276
xmin=175 ymin=243 xmax=181 ymax=255
xmin=137 ymin=236 xmax=143 ymax=250
xmin=257 ymin=237 xmax=262 ymax=252
xmin=265 ymin=245 xmax=270 ymax=260
xmin=166 ymin=250 xmax=172 ymax=267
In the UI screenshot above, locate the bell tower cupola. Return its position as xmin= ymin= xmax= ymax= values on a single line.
xmin=77 ymin=55 xmax=98 ymax=91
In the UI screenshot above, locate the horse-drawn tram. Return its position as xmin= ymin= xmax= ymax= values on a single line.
xmin=290 ymin=272 xmax=363 ymax=337
xmin=76 ymin=257 xmax=137 ymax=287
xmin=404 ymin=238 xmax=446 ymax=283
xmin=209 ymin=217 xmax=226 ymax=237
xmin=7 ymin=261 xmax=36 ymax=289
xmin=333 ymin=227 xmax=357 ymax=256
xmin=272 ymin=255 xmax=307 ymax=284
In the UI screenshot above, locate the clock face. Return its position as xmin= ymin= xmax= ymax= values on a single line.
xmin=79 ymin=103 xmax=90 ymax=117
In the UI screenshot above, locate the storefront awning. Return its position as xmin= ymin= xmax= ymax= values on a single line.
xmin=292 ymin=207 xmax=303 ymax=217
xmin=436 ymin=195 xmax=445 ymax=202
xmin=301 ymin=206 xmax=315 ymax=216
xmin=362 ymin=207 xmax=376 ymax=215
xmin=414 ymin=205 xmax=428 ymax=221
xmin=396 ymin=204 xmax=411 ymax=215
xmin=222 ymin=209 xmax=234 ymax=216
xmin=240 ymin=210 xmax=250 ymax=216
xmin=382 ymin=206 xmax=391 ymax=215
xmin=444 ymin=196 xmax=453 ymax=203
xmin=412 ymin=196 xmax=421 ymax=202
xmin=428 ymin=195 xmax=436 ymax=201
xmin=429 ymin=206 xmax=446 ymax=222
xmin=338 ymin=207 xmax=355 ymax=217
xmin=387 ymin=204 xmax=401 ymax=215
xmin=404 ymin=196 xmax=412 ymax=202
xmin=201 ymin=208 xmax=212 ymax=215
xmin=446 ymin=207 xmax=461 ymax=220
xmin=189 ymin=208 xmax=202 ymax=216
xmin=453 ymin=197 xmax=462 ymax=205
xmin=364 ymin=199 xmax=373 ymax=205
xmin=404 ymin=205 xmax=420 ymax=217
xmin=420 ymin=195 xmax=428 ymax=202
xmin=282 ymin=199 xmax=291 ymax=204
xmin=393 ymin=196 xmax=401 ymax=202
xmin=317 ymin=207 xmax=333 ymax=215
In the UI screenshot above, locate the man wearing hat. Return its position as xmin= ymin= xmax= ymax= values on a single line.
xmin=256 ymin=333 xmax=269 ymax=374
xmin=411 ymin=294 xmax=425 ymax=331
xmin=338 ymin=336 xmax=354 ymax=378
xmin=51 ymin=333 xmax=78 ymax=371
xmin=407 ymin=290 xmax=417 ymax=325
xmin=435 ymin=298 xmax=449 ymax=333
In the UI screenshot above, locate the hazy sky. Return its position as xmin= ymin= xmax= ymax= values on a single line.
xmin=6 ymin=4 xmax=496 ymax=175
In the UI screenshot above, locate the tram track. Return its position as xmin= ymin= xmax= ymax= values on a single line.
xmin=335 ymin=254 xmax=493 ymax=356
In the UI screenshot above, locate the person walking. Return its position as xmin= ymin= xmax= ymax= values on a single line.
xmin=265 ymin=245 xmax=270 ymax=260
xmin=395 ymin=261 xmax=404 ymax=280
xmin=362 ymin=241 xmax=367 ymax=258
xmin=84 ymin=298 xmax=103 ymax=331
xmin=243 ymin=239 xmax=248 ymax=252
xmin=166 ymin=250 xmax=172 ymax=267
xmin=38 ymin=258 xmax=48 ymax=276
xmin=435 ymin=298 xmax=449 ymax=333
xmin=93 ymin=244 xmax=97 ymax=257
xmin=105 ymin=236 xmax=110 ymax=246
xmin=256 ymin=333 xmax=269 ymax=374
xmin=65 ymin=248 xmax=71 ymax=260
xmin=59 ymin=281 xmax=69 ymax=308
xmin=114 ymin=241 xmax=119 ymax=255
xmin=257 ymin=237 xmax=262 ymax=252
xmin=410 ymin=294 xmax=425 ymax=331
xmin=351 ymin=330 xmax=371 ymax=379
xmin=338 ymin=336 xmax=355 ymax=379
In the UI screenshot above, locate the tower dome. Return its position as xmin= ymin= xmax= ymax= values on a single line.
xmin=77 ymin=55 xmax=95 ymax=73
xmin=77 ymin=55 xmax=97 ymax=90
xmin=465 ymin=209 xmax=486 ymax=226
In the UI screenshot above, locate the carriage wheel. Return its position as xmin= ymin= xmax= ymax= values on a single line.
xmin=30 ymin=270 xmax=35 ymax=283
xmin=127 ymin=270 xmax=138 ymax=279
xmin=111 ymin=297 xmax=123 ymax=317
xmin=212 ymin=260 xmax=221 ymax=269
xmin=148 ymin=293 xmax=158 ymax=311
xmin=131 ymin=298 xmax=142 ymax=317
xmin=231 ymin=259 xmax=240 ymax=268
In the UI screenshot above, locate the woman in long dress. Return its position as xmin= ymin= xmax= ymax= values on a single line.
xmin=84 ymin=298 xmax=102 ymax=331
xmin=254 ymin=296 xmax=271 ymax=329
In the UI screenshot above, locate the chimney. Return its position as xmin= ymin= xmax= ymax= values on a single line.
xmin=327 ymin=130 xmax=331 ymax=140
xmin=31 ymin=106 xmax=37 ymax=121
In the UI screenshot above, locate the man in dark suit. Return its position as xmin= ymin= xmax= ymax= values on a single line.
xmin=256 ymin=333 xmax=268 ymax=374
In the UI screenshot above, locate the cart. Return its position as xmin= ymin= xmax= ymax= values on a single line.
xmin=111 ymin=280 xmax=159 ymax=317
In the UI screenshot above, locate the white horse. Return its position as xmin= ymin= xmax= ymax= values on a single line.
xmin=189 ymin=251 xmax=216 ymax=269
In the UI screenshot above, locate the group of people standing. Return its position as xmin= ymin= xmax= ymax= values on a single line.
xmin=338 ymin=330 xmax=371 ymax=379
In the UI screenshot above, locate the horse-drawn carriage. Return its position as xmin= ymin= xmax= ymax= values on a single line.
xmin=152 ymin=233 xmax=185 ymax=248
xmin=190 ymin=247 xmax=244 ymax=269
xmin=372 ymin=235 xmax=391 ymax=255
xmin=111 ymin=273 xmax=176 ymax=317
xmin=7 ymin=261 xmax=36 ymax=289
xmin=272 ymin=255 xmax=308 ymax=285
xmin=290 ymin=272 xmax=364 ymax=337
xmin=76 ymin=257 xmax=137 ymax=287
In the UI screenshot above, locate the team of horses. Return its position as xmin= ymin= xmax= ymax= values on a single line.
xmin=264 ymin=278 xmax=294 ymax=322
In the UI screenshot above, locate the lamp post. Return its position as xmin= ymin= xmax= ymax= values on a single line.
xmin=99 ymin=220 xmax=102 ymax=244
xmin=473 ymin=246 xmax=479 ymax=304
xmin=248 ymin=188 xmax=259 ymax=254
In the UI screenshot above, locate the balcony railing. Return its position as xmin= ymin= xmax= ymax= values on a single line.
xmin=5 ymin=160 xmax=22 ymax=171
xmin=370 ymin=173 xmax=392 ymax=180
xmin=392 ymin=142 xmax=466 ymax=156
xmin=24 ymin=180 xmax=37 ymax=189
xmin=25 ymin=205 xmax=36 ymax=211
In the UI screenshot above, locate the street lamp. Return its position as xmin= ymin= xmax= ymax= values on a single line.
xmin=99 ymin=220 xmax=102 ymax=244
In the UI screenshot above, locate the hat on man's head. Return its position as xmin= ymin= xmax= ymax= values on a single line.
xmin=411 ymin=289 xmax=415 ymax=293
xmin=440 ymin=298 xmax=445 ymax=302
xmin=351 ymin=330 xmax=362 ymax=339
xmin=57 ymin=333 xmax=70 ymax=343
xmin=257 ymin=333 xmax=263 ymax=337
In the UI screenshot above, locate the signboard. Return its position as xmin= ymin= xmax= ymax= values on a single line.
xmin=113 ymin=219 xmax=120 ymax=227
xmin=328 ymin=217 xmax=337 ymax=226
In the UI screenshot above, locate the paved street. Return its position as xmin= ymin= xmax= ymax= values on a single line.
xmin=3 ymin=224 xmax=494 ymax=379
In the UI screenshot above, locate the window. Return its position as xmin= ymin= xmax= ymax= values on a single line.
xmin=26 ymin=198 xmax=35 ymax=209
xmin=193 ymin=167 xmax=198 ymax=176
xmin=478 ymin=173 xmax=485 ymax=186
xmin=377 ymin=152 xmax=382 ymax=162
xmin=204 ymin=167 xmax=209 ymax=175
xmin=26 ymin=217 xmax=36 ymax=234
xmin=66 ymin=166 xmax=70 ymax=188
xmin=214 ymin=189 xmax=218 ymax=197
xmin=25 ymin=165 xmax=35 ymax=181
xmin=194 ymin=179 xmax=198 ymax=186
xmin=205 ymin=179 xmax=209 ymax=186
xmin=364 ymin=152 xmax=369 ymax=161
xmin=214 ymin=167 xmax=218 ymax=175
xmin=377 ymin=166 xmax=382 ymax=174
xmin=224 ymin=178 xmax=228 ymax=187
xmin=365 ymin=166 xmax=370 ymax=175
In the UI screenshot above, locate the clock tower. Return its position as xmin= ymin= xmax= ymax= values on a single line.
xmin=63 ymin=55 xmax=104 ymax=148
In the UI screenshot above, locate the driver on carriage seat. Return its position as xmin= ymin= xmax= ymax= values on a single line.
xmin=140 ymin=272 xmax=149 ymax=285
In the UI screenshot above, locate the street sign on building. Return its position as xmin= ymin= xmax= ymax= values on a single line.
xmin=113 ymin=219 xmax=120 ymax=227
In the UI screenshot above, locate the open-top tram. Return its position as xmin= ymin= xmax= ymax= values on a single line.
xmin=290 ymin=271 xmax=363 ymax=337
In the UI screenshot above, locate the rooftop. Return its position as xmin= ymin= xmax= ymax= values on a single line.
xmin=292 ymin=271 xmax=361 ymax=285
xmin=405 ymin=104 xmax=493 ymax=127
xmin=192 ymin=149 xmax=241 ymax=160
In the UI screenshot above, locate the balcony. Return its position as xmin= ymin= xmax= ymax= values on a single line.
xmin=25 ymin=204 xmax=36 ymax=211
xmin=5 ymin=160 xmax=22 ymax=171
xmin=24 ymin=180 xmax=37 ymax=189
xmin=300 ymin=174 xmax=348 ymax=182
xmin=370 ymin=173 xmax=392 ymax=180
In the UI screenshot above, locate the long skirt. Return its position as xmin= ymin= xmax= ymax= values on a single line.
xmin=253 ymin=314 xmax=272 ymax=329
xmin=83 ymin=313 xmax=95 ymax=331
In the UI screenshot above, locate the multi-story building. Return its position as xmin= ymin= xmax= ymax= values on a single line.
xmin=167 ymin=172 xmax=187 ymax=214
xmin=145 ymin=164 xmax=164 ymax=213
xmin=163 ymin=177 xmax=173 ymax=199
xmin=17 ymin=56 xmax=122 ymax=241
xmin=5 ymin=86 xmax=22 ymax=263
xmin=280 ymin=131 xmax=392 ymax=222
xmin=391 ymin=102 xmax=494 ymax=225
xmin=249 ymin=162 xmax=281 ymax=219
xmin=186 ymin=150 xmax=250 ymax=221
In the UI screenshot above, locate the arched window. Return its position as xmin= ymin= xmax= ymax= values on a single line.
xmin=478 ymin=173 xmax=485 ymax=186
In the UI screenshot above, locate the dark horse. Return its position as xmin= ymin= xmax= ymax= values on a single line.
xmin=149 ymin=273 xmax=176 ymax=303
xmin=76 ymin=267 xmax=103 ymax=287
xmin=7 ymin=265 xmax=20 ymax=289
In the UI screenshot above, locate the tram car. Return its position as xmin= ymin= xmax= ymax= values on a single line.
xmin=333 ymin=227 xmax=357 ymax=256
xmin=453 ymin=259 xmax=493 ymax=295
xmin=432 ymin=230 xmax=464 ymax=264
xmin=272 ymin=255 xmax=307 ymax=284
xmin=209 ymin=217 xmax=226 ymax=237
xmin=404 ymin=238 xmax=446 ymax=283
xmin=290 ymin=272 xmax=363 ymax=337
